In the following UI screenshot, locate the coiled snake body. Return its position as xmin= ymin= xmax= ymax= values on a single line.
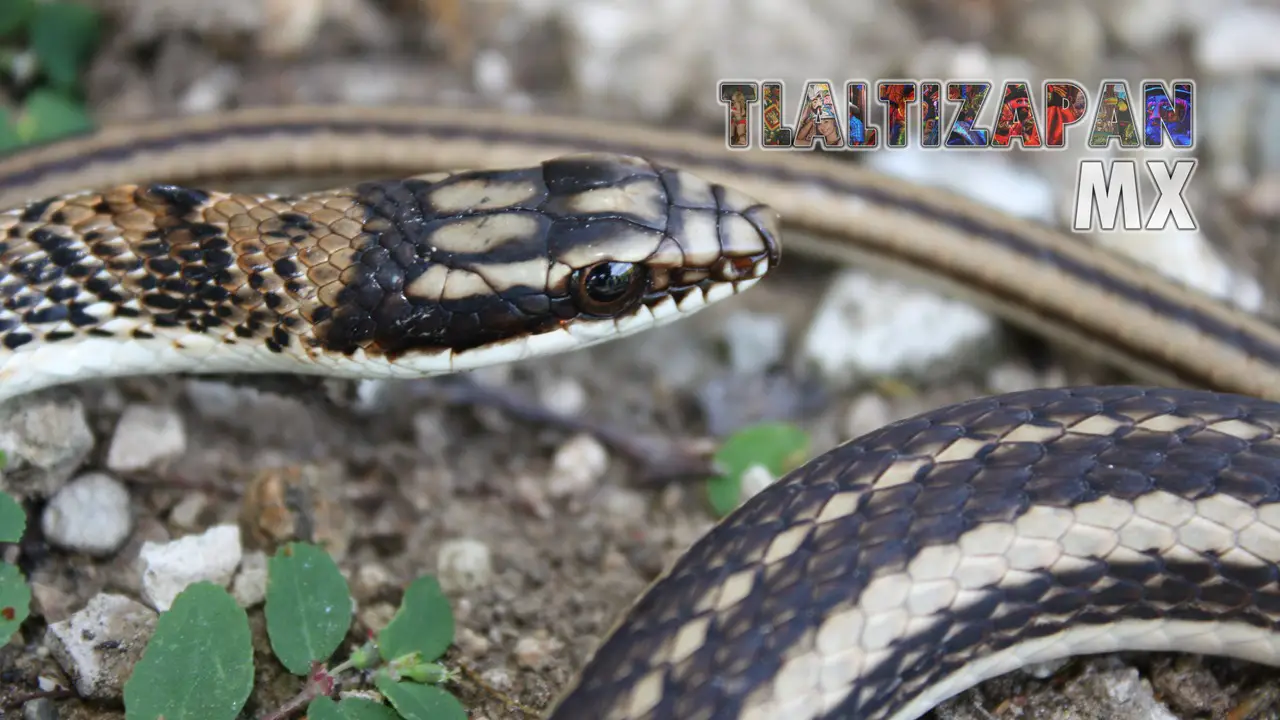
xmin=2 ymin=108 xmax=1280 ymax=720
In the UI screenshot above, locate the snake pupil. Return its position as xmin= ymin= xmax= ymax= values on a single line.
xmin=584 ymin=262 xmax=635 ymax=302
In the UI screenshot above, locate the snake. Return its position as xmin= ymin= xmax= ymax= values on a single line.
xmin=3 ymin=106 xmax=1280 ymax=720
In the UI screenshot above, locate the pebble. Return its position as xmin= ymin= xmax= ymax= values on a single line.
xmin=45 ymin=593 xmax=157 ymax=700
xmin=231 ymin=550 xmax=269 ymax=608
xmin=239 ymin=464 xmax=350 ymax=562
xmin=358 ymin=601 xmax=397 ymax=635
xmin=41 ymin=472 xmax=133 ymax=556
xmin=719 ymin=311 xmax=787 ymax=375
xmin=480 ymin=667 xmax=513 ymax=692
xmin=843 ymin=393 xmax=893 ymax=439
xmin=436 ymin=538 xmax=493 ymax=594
xmin=139 ymin=524 xmax=243 ymax=612
xmin=168 ymin=492 xmax=210 ymax=531
xmin=0 ymin=395 xmax=94 ymax=498
xmin=801 ymin=269 xmax=998 ymax=386
xmin=105 ymin=404 xmax=187 ymax=473
xmin=513 ymin=475 xmax=554 ymax=520
xmin=738 ymin=465 xmax=777 ymax=504
xmin=986 ymin=362 xmax=1044 ymax=396
xmin=597 ymin=486 xmax=648 ymax=521
xmin=23 ymin=698 xmax=57 ymax=720
xmin=513 ymin=631 xmax=563 ymax=670
xmin=352 ymin=562 xmax=395 ymax=600
xmin=454 ymin=626 xmax=492 ymax=655
xmin=537 ymin=375 xmax=589 ymax=417
xmin=548 ymin=434 xmax=609 ymax=498
xmin=28 ymin=582 xmax=75 ymax=624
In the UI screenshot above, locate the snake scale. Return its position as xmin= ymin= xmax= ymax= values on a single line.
xmin=1 ymin=106 xmax=1279 ymax=720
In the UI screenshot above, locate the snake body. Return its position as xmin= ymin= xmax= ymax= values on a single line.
xmin=3 ymin=107 xmax=1280 ymax=719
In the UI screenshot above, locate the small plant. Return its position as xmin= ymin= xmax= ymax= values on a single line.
xmin=704 ymin=422 xmax=811 ymax=517
xmin=122 ymin=543 xmax=466 ymax=720
xmin=0 ymin=489 xmax=29 ymax=645
xmin=1 ymin=450 xmax=29 ymax=647
xmin=0 ymin=0 xmax=99 ymax=151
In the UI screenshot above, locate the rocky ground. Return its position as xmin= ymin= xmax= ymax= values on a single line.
xmin=5 ymin=0 xmax=1280 ymax=718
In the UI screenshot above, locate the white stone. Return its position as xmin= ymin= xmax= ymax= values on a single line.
xmin=139 ymin=524 xmax=243 ymax=611
xmin=41 ymin=473 xmax=132 ymax=556
xmin=436 ymin=539 xmax=493 ymax=594
xmin=105 ymin=405 xmax=187 ymax=473
xmin=45 ymin=594 xmax=156 ymax=700
xmin=801 ymin=269 xmax=998 ymax=384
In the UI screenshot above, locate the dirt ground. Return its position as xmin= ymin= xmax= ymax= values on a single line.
xmin=4 ymin=1 xmax=1280 ymax=719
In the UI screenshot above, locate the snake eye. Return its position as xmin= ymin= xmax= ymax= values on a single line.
xmin=571 ymin=261 xmax=648 ymax=315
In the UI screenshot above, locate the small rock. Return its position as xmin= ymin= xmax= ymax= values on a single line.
xmin=548 ymin=434 xmax=609 ymax=498
xmin=537 ymin=375 xmax=588 ymax=417
xmin=105 ymin=405 xmax=187 ymax=473
xmin=597 ymin=486 xmax=648 ymax=520
xmin=481 ymin=667 xmax=513 ymax=692
xmin=231 ymin=551 xmax=269 ymax=608
xmin=801 ymin=269 xmax=999 ymax=386
xmin=36 ymin=676 xmax=61 ymax=692
xmin=455 ymin=626 xmax=491 ymax=655
xmin=41 ymin=473 xmax=132 ymax=556
xmin=168 ymin=492 xmax=210 ymax=530
xmin=23 ymin=697 xmax=57 ymax=720
xmin=513 ymin=475 xmax=554 ymax=520
xmin=843 ymin=393 xmax=893 ymax=439
xmin=139 ymin=524 xmax=243 ymax=611
xmin=45 ymin=593 xmax=157 ymax=700
xmin=0 ymin=395 xmax=94 ymax=498
xmin=28 ymin=582 xmax=75 ymax=624
xmin=738 ymin=464 xmax=776 ymax=504
xmin=720 ymin=311 xmax=787 ymax=375
xmin=239 ymin=464 xmax=350 ymax=561
xmin=412 ymin=410 xmax=450 ymax=456
xmin=513 ymin=632 xmax=563 ymax=670
xmin=352 ymin=563 xmax=395 ymax=600
xmin=436 ymin=539 xmax=493 ymax=594
xmin=986 ymin=362 xmax=1043 ymax=395
xmin=358 ymin=601 xmax=398 ymax=635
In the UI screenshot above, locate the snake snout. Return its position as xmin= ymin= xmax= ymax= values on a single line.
xmin=708 ymin=182 xmax=782 ymax=283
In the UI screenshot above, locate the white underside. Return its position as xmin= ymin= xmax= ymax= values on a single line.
xmin=0 ymin=280 xmax=751 ymax=402
xmin=885 ymin=618 xmax=1280 ymax=720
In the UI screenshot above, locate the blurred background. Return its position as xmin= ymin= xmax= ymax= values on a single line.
xmin=6 ymin=1 xmax=1280 ymax=719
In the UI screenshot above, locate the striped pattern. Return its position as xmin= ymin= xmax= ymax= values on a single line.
xmin=0 ymin=153 xmax=778 ymax=400
xmin=549 ymin=386 xmax=1280 ymax=720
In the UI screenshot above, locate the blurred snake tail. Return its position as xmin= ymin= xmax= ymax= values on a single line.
xmin=1 ymin=106 xmax=1279 ymax=720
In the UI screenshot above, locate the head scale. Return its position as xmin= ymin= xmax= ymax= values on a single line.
xmin=320 ymin=153 xmax=780 ymax=371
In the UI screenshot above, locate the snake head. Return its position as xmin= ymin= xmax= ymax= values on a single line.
xmin=324 ymin=152 xmax=780 ymax=372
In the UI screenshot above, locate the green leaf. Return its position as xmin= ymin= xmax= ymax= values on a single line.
xmin=375 ymin=676 xmax=467 ymax=720
xmin=265 ymin=542 xmax=352 ymax=675
xmin=16 ymin=90 xmax=92 ymax=144
xmin=706 ymin=423 xmax=810 ymax=517
xmin=308 ymin=696 xmax=402 ymax=720
xmin=123 ymin=582 xmax=254 ymax=720
xmin=29 ymin=1 xmax=99 ymax=90
xmin=0 ymin=562 xmax=31 ymax=644
xmin=0 ymin=0 xmax=33 ymax=37
xmin=0 ymin=492 xmax=24 ymax=543
xmin=377 ymin=575 xmax=454 ymax=664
